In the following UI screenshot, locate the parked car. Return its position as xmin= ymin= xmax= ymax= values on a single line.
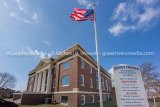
xmin=0 ymin=98 xmax=18 ymax=107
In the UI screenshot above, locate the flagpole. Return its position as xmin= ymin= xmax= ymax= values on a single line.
xmin=93 ymin=3 xmax=103 ymax=107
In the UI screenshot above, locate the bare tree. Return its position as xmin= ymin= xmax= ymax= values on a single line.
xmin=151 ymin=78 xmax=160 ymax=95
xmin=149 ymin=72 xmax=160 ymax=96
xmin=140 ymin=62 xmax=160 ymax=97
xmin=140 ymin=62 xmax=157 ymax=90
xmin=0 ymin=72 xmax=17 ymax=89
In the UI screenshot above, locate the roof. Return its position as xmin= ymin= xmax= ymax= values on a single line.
xmin=29 ymin=44 xmax=110 ymax=77
xmin=28 ymin=58 xmax=54 ymax=75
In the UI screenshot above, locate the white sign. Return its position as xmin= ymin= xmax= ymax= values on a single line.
xmin=113 ymin=65 xmax=149 ymax=107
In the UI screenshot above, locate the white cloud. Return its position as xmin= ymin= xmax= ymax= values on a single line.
xmin=137 ymin=0 xmax=154 ymax=5
xmin=108 ymin=67 xmax=113 ymax=75
xmin=113 ymin=2 xmax=126 ymax=20
xmin=24 ymin=19 xmax=31 ymax=24
xmin=32 ymin=12 xmax=38 ymax=23
xmin=9 ymin=12 xmax=22 ymax=22
xmin=109 ymin=23 xmax=126 ymax=36
xmin=86 ymin=4 xmax=93 ymax=9
xmin=109 ymin=0 xmax=160 ymax=36
xmin=108 ymin=67 xmax=114 ymax=87
xmin=43 ymin=40 xmax=51 ymax=46
xmin=9 ymin=11 xmax=22 ymax=22
xmin=2 ymin=1 xmax=8 ymax=9
xmin=4 ymin=0 xmax=39 ymax=24
xmin=78 ymin=0 xmax=88 ymax=5
xmin=9 ymin=11 xmax=38 ymax=24
xmin=109 ymin=23 xmax=135 ymax=36
xmin=27 ymin=48 xmax=46 ymax=59
xmin=9 ymin=12 xmax=17 ymax=18
xmin=47 ymin=54 xmax=52 ymax=58
xmin=26 ymin=47 xmax=53 ymax=59
xmin=77 ymin=0 xmax=93 ymax=9
xmin=32 ymin=13 xmax=37 ymax=20
xmin=138 ymin=8 xmax=160 ymax=25
xmin=15 ymin=0 xmax=24 ymax=11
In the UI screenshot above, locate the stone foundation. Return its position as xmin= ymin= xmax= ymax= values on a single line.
xmin=20 ymin=92 xmax=53 ymax=105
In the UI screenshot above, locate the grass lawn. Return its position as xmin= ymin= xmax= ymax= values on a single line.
xmin=20 ymin=104 xmax=64 ymax=107
xmin=20 ymin=101 xmax=117 ymax=107
xmin=81 ymin=101 xmax=117 ymax=107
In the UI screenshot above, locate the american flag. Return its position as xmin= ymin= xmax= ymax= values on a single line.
xmin=70 ymin=8 xmax=94 ymax=21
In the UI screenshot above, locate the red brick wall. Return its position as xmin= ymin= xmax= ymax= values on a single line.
xmin=54 ymin=93 xmax=78 ymax=107
xmin=55 ymin=57 xmax=78 ymax=92
xmin=54 ymin=56 xmax=111 ymax=93
xmin=26 ymin=54 xmax=112 ymax=106
xmin=77 ymin=56 xmax=111 ymax=93
xmin=53 ymin=56 xmax=112 ymax=106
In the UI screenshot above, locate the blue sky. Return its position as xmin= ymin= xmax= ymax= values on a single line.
xmin=0 ymin=0 xmax=160 ymax=90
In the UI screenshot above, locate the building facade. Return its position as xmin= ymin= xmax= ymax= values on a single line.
xmin=24 ymin=44 xmax=112 ymax=107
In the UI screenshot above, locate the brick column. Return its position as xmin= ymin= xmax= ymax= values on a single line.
xmin=33 ymin=73 xmax=38 ymax=92
xmin=55 ymin=64 xmax=60 ymax=92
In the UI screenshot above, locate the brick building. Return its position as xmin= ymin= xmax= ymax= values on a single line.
xmin=23 ymin=44 xmax=112 ymax=107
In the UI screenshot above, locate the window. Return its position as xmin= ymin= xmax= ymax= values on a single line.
xmin=109 ymin=86 xmax=111 ymax=91
xmin=96 ymin=72 xmax=99 ymax=89
xmin=106 ymin=79 xmax=108 ymax=91
xmin=90 ymin=78 xmax=93 ymax=88
xmin=81 ymin=95 xmax=85 ymax=105
xmin=90 ymin=95 xmax=94 ymax=103
xmin=97 ymin=95 xmax=100 ymax=102
xmin=80 ymin=75 xmax=84 ymax=86
xmin=62 ymin=61 xmax=70 ymax=70
xmin=102 ymin=78 xmax=105 ymax=90
xmin=90 ymin=66 xmax=93 ymax=73
xmin=62 ymin=75 xmax=70 ymax=86
xmin=61 ymin=96 xmax=68 ymax=103
xmin=96 ymin=81 xmax=99 ymax=89
xmin=80 ymin=59 xmax=84 ymax=68
xmin=106 ymin=95 xmax=110 ymax=101
xmin=108 ymin=79 xmax=110 ymax=83
xmin=96 ymin=72 xmax=99 ymax=81
xmin=103 ymin=95 xmax=106 ymax=101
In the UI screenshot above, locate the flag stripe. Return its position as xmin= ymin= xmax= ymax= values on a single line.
xmin=74 ymin=8 xmax=86 ymax=14
xmin=70 ymin=8 xmax=94 ymax=21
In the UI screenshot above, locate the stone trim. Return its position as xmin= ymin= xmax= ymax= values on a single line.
xmin=53 ymin=91 xmax=110 ymax=94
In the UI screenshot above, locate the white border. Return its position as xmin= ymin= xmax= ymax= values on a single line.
xmin=80 ymin=74 xmax=84 ymax=86
xmin=53 ymin=91 xmax=110 ymax=94
xmin=81 ymin=95 xmax=85 ymax=105
xmin=91 ymin=95 xmax=94 ymax=103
